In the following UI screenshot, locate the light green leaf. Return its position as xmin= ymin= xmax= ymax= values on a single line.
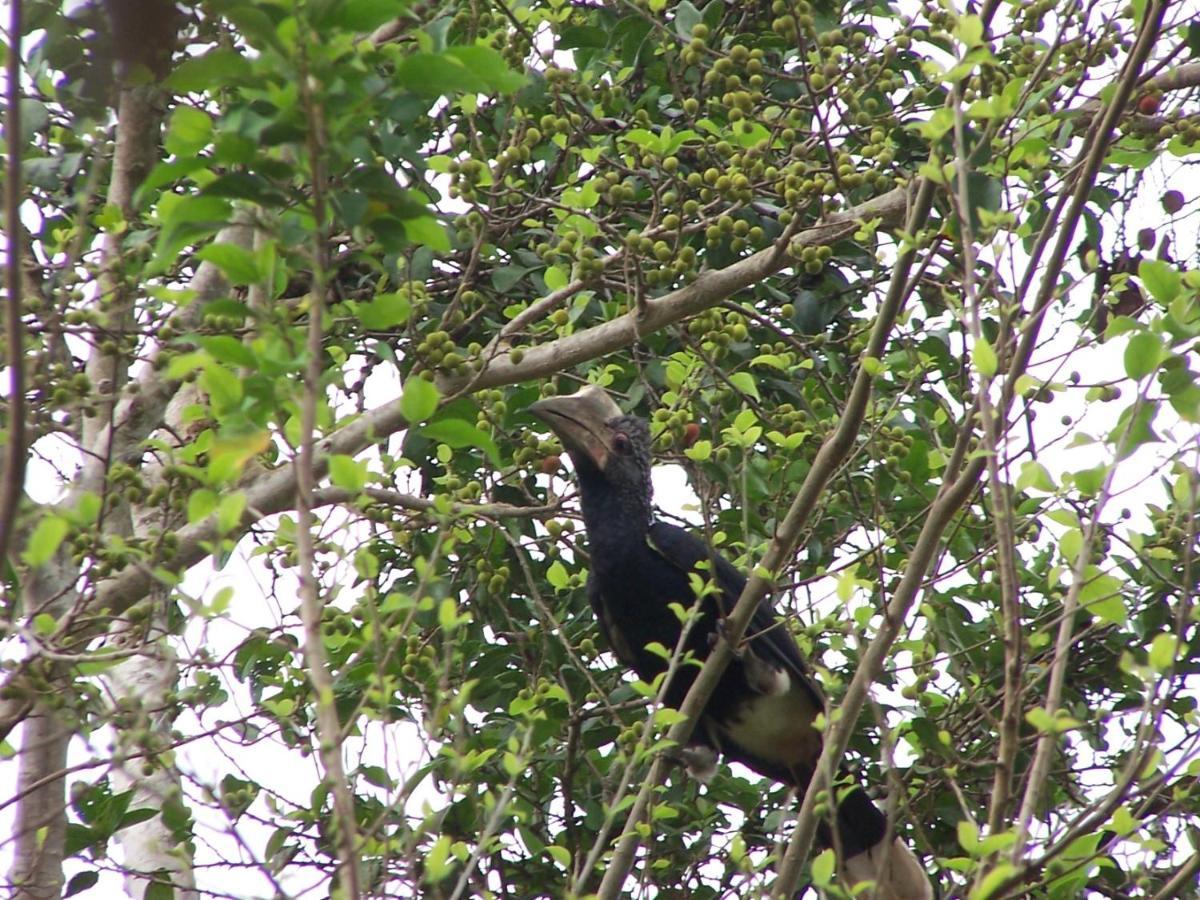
xmin=1148 ymin=633 xmax=1179 ymax=671
xmin=187 ymin=489 xmax=219 ymax=524
xmin=1079 ymin=569 xmax=1126 ymax=625
xmin=355 ymin=293 xmax=411 ymax=329
xmin=728 ymin=371 xmax=760 ymax=400
xmin=1138 ymin=259 xmax=1181 ymax=304
xmin=957 ymin=819 xmax=980 ymax=854
xmin=425 ymin=835 xmax=453 ymax=884
xmin=329 ymin=455 xmax=368 ymax=492
xmin=403 ymin=216 xmax=450 ymax=252
xmin=1124 ymin=331 xmax=1164 ymax=380
xmin=546 ymin=560 xmax=568 ymax=590
xmin=217 ymin=492 xmax=246 ymax=533
xmin=1016 ymin=461 xmax=1055 ymax=493
xmin=955 ymin=14 xmax=984 ymax=46
xmin=811 ymin=849 xmax=836 ymax=886
xmin=418 ymin=419 xmax=501 ymax=466
xmin=970 ymin=863 xmax=1018 ymax=900
xmin=1059 ymin=528 xmax=1082 ymax=564
xmin=165 ymin=106 xmax=213 ymax=157
xmin=167 ymin=49 xmax=252 ymax=92
xmin=401 ymin=378 xmax=440 ymax=424
xmin=200 ymin=364 xmax=243 ymax=412
xmin=23 ymin=515 xmax=69 ymax=567
xmin=544 ymin=265 xmax=569 ymax=291
xmin=973 ymin=337 xmax=998 ymax=377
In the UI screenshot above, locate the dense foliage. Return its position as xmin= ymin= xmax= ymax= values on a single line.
xmin=2 ymin=0 xmax=1200 ymax=897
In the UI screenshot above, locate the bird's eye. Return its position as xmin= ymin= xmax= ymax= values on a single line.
xmin=613 ymin=432 xmax=631 ymax=454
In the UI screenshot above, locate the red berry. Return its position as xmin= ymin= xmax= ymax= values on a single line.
xmin=1136 ymin=94 xmax=1160 ymax=115
xmin=682 ymin=423 xmax=701 ymax=447
xmin=540 ymin=454 xmax=562 ymax=475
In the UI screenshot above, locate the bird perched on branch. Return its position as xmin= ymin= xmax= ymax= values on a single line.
xmin=530 ymin=384 xmax=933 ymax=900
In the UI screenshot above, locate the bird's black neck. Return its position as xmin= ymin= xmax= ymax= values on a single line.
xmin=575 ymin=469 xmax=654 ymax=559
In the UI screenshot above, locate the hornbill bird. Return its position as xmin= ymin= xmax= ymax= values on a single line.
xmin=530 ymin=385 xmax=933 ymax=900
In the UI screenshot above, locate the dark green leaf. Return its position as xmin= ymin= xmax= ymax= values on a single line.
xmin=64 ymin=871 xmax=99 ymax=897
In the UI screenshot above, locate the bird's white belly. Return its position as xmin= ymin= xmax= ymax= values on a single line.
xmin=720 ymin=685 xmax=821 ymax=765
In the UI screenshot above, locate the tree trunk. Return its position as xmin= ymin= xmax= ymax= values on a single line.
xmin=10 ymin=707 xmax=70 ymax=900
xmin=106 ymin=627 xmax=198 ymax=900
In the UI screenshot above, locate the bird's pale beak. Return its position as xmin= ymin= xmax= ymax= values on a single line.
xmin=529 ymin=385 xmax=624 ymax=472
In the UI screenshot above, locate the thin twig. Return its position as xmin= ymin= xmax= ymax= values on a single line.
xmin=0 ymin=0 xmax=26 ymax=570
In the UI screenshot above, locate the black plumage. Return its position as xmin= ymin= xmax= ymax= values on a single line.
xmin=530 ymin=385 xmax=932 ymax=899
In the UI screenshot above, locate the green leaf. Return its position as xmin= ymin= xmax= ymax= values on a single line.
xmin=403 ymin=216 xmax=450 ymax=252
xmin=165 ymin=106 xmax=213 ymax=157
xmin=195 ymin=242 xmax=261 ymax=286
xmin=727 ymin=371 xmax=760 ymax=400
xmin=200 ymin=364 xmax=244 ymax=413
xmin=217 ymin=492 xmax=247 ymax=533
xmin=438 ymin=598 xmax=462 ymax=631
xmin=1073 ymin=464 xmax=1108 ymax=497
xmin=329 ymin=455 xmax=368 ymax=492
xmin=957 ymin=819 xmax=980 ymax=854
xmin=425 ymin=834 xmax=454 ymax=883
xmin=1079 ymin=569 xmax=1126 ymax=625
xmin=672 ymin=0 xmax=703 ymax=37
xmin=1110 ymin=805 xmax=1138 ymax=836
xmin=418 ymin=419 xmax=501 ymax=466
xmin=684 ymin=440 xmax=712 ymax=461
xmin=355 ymin=293 xmax=411 ymax=329
xmin=401 ymin=378 xmax=440 ymax=424
xmin=198 ymin=336 xmax=256 ymax=369
xmin=1059 ymin=528 xmax=1082 ymax=563
xmin=1016 ymin=461 xmax=1055 ymax=493
xmin=544 ymin=265 xmax=569 ymax=291
xmin=64 ymin=872 xmax=100 ymax=898
xmin=442 ymin=46 xmax=527 ymax=93
xmin=546 ymin=561 xmax=568 ymax=590
xmin=167 ymin=49 xmax=252 ymax=92
xmin=973 ymin=337 xmax=998 ymax=377
xmin=955 ymin=14 xmax=984 ymax=46
xmin=1139 ymin=259 xmax=1181 ymax=304
xmin=970 ymin=862 xmax=1018 ymax=900
xmin=317 ymin=0 xmax=409 ymax=31
xmin=1124 ymin=331 xmax=1164 ymax=379
xmin=1148 ymin=633 xmax=1179 ymax=671
xmin=23 ymin=515 xmax=69 ymax=567
xmin=188 ymin=489 xmax=219 ymax=524
xmin=810 ymin=848 xmax=836 ymax=886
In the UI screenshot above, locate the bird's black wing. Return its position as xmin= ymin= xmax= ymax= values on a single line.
xmin=646 ymin=521 xmax=825 ymax=711
xmin=586 ymin=573 xmax=641 ymax=669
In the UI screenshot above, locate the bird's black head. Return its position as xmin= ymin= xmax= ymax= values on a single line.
xmin=529 ymin=385 xmax=654 ymax=529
